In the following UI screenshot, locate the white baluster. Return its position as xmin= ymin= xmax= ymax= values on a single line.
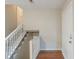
xmin=5 ymin=24 xmax=26 ymax=59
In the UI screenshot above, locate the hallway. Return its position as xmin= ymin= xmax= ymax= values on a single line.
xmin=37 ymin=50 xmax=64 ymax=59
xmin=5 ymin=0 xmax=74 ymax=59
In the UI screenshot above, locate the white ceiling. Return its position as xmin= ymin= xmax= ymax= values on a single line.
xmin=5 ymin=0 xmax=66 ymax=9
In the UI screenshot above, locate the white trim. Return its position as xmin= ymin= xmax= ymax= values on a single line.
xmin=62 ymin=49 xmax=67 ymax=59
xmin=29 ymin=40 xmax=32 ymax=59
xmin=40 ymin=48 xmax=61 ymax=51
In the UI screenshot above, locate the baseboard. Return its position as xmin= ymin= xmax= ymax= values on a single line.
xmin=62 ymin=49 xmax=67 ymax=59
xmin=36 ymin=50 xmax=41 ymax=59
xmin=40 ymin=49 xmax=61 ymax=51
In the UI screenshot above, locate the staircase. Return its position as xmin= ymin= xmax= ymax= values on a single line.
xmin=5 ymin=24 xmax=40 ymax=59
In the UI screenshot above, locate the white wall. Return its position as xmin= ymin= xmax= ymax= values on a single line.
xmin=17 ymin=6 xmax=23 ymax=26
xmin=5 ymin=5 xmax=23 ymax=37
xmin=5 ymin=5 xmax=17 ymax=37
xmin=62 ymin=0 xmax=74 ymax=59
xmin=23 ymin=9 xmax=61 ymax=50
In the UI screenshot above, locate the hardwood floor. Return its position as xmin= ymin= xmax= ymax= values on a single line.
xmin=37 ymin=50 xmax=64 ymax=59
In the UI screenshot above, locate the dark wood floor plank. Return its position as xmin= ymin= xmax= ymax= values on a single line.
xmin=37 ymin=50 xmax=64 ymax=59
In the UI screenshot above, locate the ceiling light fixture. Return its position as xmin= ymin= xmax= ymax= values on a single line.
xmin=29 ymin=0 xmax=33 ymax=3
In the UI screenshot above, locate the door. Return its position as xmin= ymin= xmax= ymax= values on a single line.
xmin=62 ymin=1 xmax=74 ymax=59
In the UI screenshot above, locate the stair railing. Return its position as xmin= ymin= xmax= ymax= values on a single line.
xmin=5 ymin=24 xmax=26 ymax=59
